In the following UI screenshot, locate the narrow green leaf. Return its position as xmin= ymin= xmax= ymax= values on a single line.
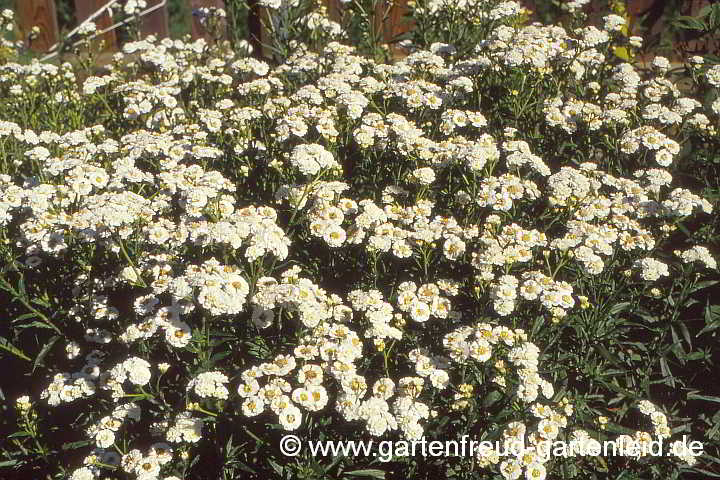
xmin=671 ymin=16 xmax=707 ymax=31
xmin=12 ymin=312 xmax=40 ymax=323
xmin=689 ymin=280 xmax=719 ymax=294
xmin=608 ymin=302 xmax=631 ymax=315
xmin=17 ymin=275 xmax=26 ymax=298
xmin=686 ymin=469 xmax=720 ymax=478
xmin=678 ymin=322 xmax=692 ymax=349
xmin=595 ymin=344 xmax=621 ymax=366
xmin=31 ymin=297 xmax=51 ymax=308
xmin=659 ymin=357 xmax=675 ymax=388
xmin=15 ymin=321 xmax=56 ymax=331
xmin=33 ymin=335 xmax=60 ymax=372
xmin=688 ymin=393 xmax=720 ymax=404
xmin=62 ymin=440 xmax=91 ymax=450
xmin=234 ymin=462 xmax=257 ymax=475
xmin=267 ymin=459 xmax=283 ymax=476
xmin=482 ymin=390 xmax=503 ymax=408
xmin=343 ymin=469 xmax=387 ymax=479
xmin=0 ymin=336 xmax=31 ymax=361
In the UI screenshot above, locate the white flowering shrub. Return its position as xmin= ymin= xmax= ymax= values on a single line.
xmin=1 ymin=1 xmax=719 ymax=480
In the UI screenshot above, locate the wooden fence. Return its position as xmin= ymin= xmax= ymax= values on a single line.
xmin=12 ymin=0 xmax=719 ymax=60
xmin=17 ymin=0 xmax=232 ymax=53
xmin=13 ymin=0 xmax=410 ymax=58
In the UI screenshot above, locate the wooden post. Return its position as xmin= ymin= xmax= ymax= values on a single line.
xmin=374 ymin=0 xmax=414 ymax=59
xmin=141 ymin=0 xmax=170 ymax=39
xmin=189 ymin=0 xmax=227 ymax=41
xmin=627 ymin=0 xmax=658 ymax=15
xmin=324 ymin=0 xmax=343 ymax=22
xmin=15 ymin=0 xmax=60 ymax=52
xmin=74 ymin=0 xmax=117 ymax=51
xmin=247 ymin=0 xmax=269 ymax=59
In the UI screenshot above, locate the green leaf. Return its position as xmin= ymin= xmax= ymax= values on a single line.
xmin=62 ymin=440 xmax=91 ymax=450
xmin=12 ymin=312 xmax=40 ymax=323
xmin=17 ymin=275 xmax=26 ymax=298
xmin=685 ymin=351 xmax=707 ymax=361
xmin=687 ymin=469 xmax=720 ymax=478
xmin=530 ymin=314 xmax=545 ymax=337
xmin=701 ymin=4 xmax=720 ymax=29
xmin=15 ymin=321 xmax=57 ymax=330
xmin=689 ymin=280 xmax=719 ymax=294
xmin=234 ymin=461 xmax=258 ymax=475
xmin=323 ymin=452 xmax=347 ymax=473
xmin=595 ymin=344 xmax=621 ymax=366
xmin=31 ymin=297 xmax=51 ymax=308
xmin=672 ymin=15 xmax=707 ymax=31
xmin=659 ymin=356 xmax=675 ymax=388
xmin=482 ymin=390 xmax=503 ymax=408
xmin=209 ymin=351 xmax=232 ymax=363
xmin=675 ymin=222 xmax=692 ymax=238
xmin=267 ymin=459 xmax=284 ymax=476
xmin=605 ymin=422 xmax=638 ymax=435
xmin=688 ymin=393 xmax=720 ymax=404
xmin=699 ymin=304 xmax=720 ymax=334
xmin=343 ymin=469 xmax=387 ymax=479
xmin=33 ymin=335 xmax=60 ymax=372
xmin=677 ymin=322 xmax=692 ymax=349
xmin=602 ymin=379 xmax=637 ymax=399
xmin=608 ymin=302 xmax=631 ymax=315
xmin=0 ymin=336 xmax=31 ymax=361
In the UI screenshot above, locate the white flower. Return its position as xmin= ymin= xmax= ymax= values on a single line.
xmin=258 ymin=0 xmax=281 ymax=8
xmin=16 ymin=395 xmax=31 ymax=411
xmin=323 ymin=225 xmax=346 ymax=247
xmin=635 ymin=258 xmax=669 ymax=281
xmin=652 ymin=56 xmax=670 ymax=72
xmin=628 ymin=36 xmax=643 ymax=47
xmin=135 ymin=456 xmax=160 ymax=477
xmin=167 ymin=413 xmax=204 ymax=443
xmin=372 ymin=378 xmax=395 ymax=400
xmin=409 ymin=299 xmax=431 ymax=323
xmin=411 ymin=167 xmax=436 ymax=185
xmin=66 ymin=341 xmax=81 ymax=359
xmin=187 ymin=371 xmax=229 ymax=400
xmin=123 ymin=357 xmax=152 ymax=385
xmin=279 ymin=405 xmax=303 ymax=430
xmin=603 ymin=14 xmax=625 ymax=32
xmin=525 ymin=462 xmax=546 ymax=480
xmin=95 ymin=428 xmax=116 ymax=448
xmin=638 ymin=400 xmax=657 ymax=415
xmin=70 ymin=467 xmax=95 ymax=480
xmin=290 ymin=144 xmax=339 ymax=176
xmin=241 ymin=396 xmax=265 ymax=417
xmin=238 ymin=380 xmax=260 ymax=398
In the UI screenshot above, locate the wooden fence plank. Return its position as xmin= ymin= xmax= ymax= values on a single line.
xmin=15 ymin=0 xmax=60 ymax=52
xmin=324 ymin=0 xmax=343 ymax=22
xmin=246 ymin=0 xmax=268 ymax=58
xmin=74 ymin=0 xmax=117 ymax=51
xmin=189 ymin=0 xmax=227 ymax=41
xmin=627 ymin=0 xmax=658 ymax=15
xmin=374 ymin=0 xmax=414 ymax=58
xmin=141 ymin=0 xmax=170 ymax=39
